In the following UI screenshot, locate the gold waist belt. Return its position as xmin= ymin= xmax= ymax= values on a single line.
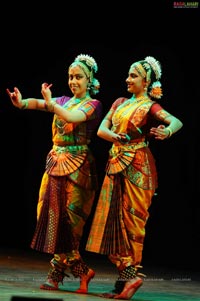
xmin=53 ymin=144 xmax=88 ymax=154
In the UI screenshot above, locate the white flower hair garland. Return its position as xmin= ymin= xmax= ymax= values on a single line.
xmin=75 ymin=54 xmax=98 ymax=73
xmin=145 ymin=56 xmax=162 ymax=80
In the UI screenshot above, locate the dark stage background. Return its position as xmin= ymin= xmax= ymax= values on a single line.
xmin=0 ymin=2 xmax=199 ymax=272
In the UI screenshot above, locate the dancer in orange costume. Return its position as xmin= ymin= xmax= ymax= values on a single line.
xmin=86 ymin=56 xmax=183 ymax=299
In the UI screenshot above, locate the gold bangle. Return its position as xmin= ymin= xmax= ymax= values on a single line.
xmin=21 ymin=99 xmax=28 ymax=110
xmin=46 ymin=101 xmax=56 ymax=112
xmin=167 ymin=127 xmax=173 ymax=137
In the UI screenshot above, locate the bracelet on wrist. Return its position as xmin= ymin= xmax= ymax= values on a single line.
xmin=167 ymin=127 xmax=173 ymax=138
xmin=21 ymin=99 xmax=28 ymax=110
xmin=45 ymin=100 xmax=56 ymax=112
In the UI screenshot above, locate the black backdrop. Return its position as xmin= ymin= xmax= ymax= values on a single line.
xmin=0 ymin=2 xmax=199 ymax=271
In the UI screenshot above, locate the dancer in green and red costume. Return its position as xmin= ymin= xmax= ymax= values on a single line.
xmin=6 ymin=54 xmax=102 ymax=294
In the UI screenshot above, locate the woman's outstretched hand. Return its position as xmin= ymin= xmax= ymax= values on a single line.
xmin=6 ymin=87 xmax=23 ymax=108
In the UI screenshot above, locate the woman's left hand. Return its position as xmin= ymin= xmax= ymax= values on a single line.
xmin=150 ymin=125 xmax=170 ymax=140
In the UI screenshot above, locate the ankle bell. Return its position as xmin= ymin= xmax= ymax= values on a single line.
xmin=114 ymin=265 xmax=145 ymax=294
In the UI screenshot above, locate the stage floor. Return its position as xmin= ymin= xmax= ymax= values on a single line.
xmin=0 ymin=247 xmax=200 ymax=301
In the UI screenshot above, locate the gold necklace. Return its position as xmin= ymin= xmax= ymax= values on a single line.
xmin=130 ymin=94 xmax=149 ymax=102
xmin=112 ymin=95 xmax=149 ymax=128
xmin=55 ymin=94 xmax=91 ymax=136
xmin=63 ymin=95 xmax=88 ymax=109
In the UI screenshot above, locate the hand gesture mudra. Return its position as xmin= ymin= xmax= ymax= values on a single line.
xmin=41 ymin=83 xmax=53 ymax=104
xmin=6 ymin=87 xmax=23 ymax=108
xmin=150 ymin=124 xmax=170 ymax=140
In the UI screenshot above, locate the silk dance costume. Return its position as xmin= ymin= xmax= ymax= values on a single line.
xmin=30 ymin=54 xmax=102 ymax=293
xmin=86 ymin=56 xmax=183 ymax=299
xmin=86 ymin=95 xmax=161 ymax=293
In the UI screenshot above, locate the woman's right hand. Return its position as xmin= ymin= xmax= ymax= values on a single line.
xmin=6 ymin=87 xmax=23 ymax=108
xmin=118 ymin=133 xmax=131 ymax=143
xmin=41 ymin=82 xmax=53 ymax=104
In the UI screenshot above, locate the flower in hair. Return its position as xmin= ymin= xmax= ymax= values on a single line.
xmin=90 ymin=78 xmax=100 ymax=95
xmin=145 ymin=56 xmax=162 ymax=80
xmin=75 ymin=54 xmax=98 ymax=73
xmin=149 ymin=81 xmax=163 ymax=99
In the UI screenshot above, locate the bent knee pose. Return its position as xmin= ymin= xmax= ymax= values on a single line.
xmin=7 ymin=54 xmax=102 ymax=293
